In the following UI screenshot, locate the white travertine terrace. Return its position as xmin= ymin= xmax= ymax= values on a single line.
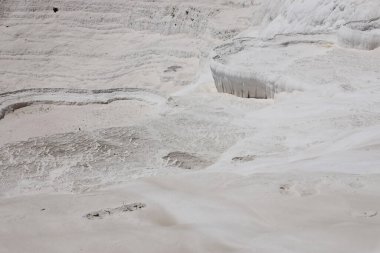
xmin=210 ymin=36 xmax=334 ymax=99
xmin=338 ymin=20 xmax=380 ymax=50
xmin=210 ymin=0 xmax=380 ymax=98
xmin=210 ymin=59 xmax=275 ymax=99
xmin=210 ymin=38 xmax=277 ymax=99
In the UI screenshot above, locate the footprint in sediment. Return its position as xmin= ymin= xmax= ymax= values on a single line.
xmin=162 ymin=151 xmax=211 ymax=170
xmin=232 ymin=155 xmax=256 ymax=162
xmin=350 ymin=210 xmax=378 ymax=218
xmin=279 ymin=182 xmax=319 ymax=197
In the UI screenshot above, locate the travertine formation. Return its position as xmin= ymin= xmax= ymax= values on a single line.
xmin=1 ymin=1 xmax=380 ymax=252
xmin=210 ymin=36 xmax=334 ymax=98
xmin=209 ymin=0 xmax=380 ymax=98
xmin=210 ymin=61 xmax=276 ymax=99
xmin=338 ymin=19 xmax=380 ymax=50
xmin=210 ymin=38 xmax=276 ymax=99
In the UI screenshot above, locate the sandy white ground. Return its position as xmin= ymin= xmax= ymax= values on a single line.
xmin=1 ymin=172 xmax=380 ymax=253
xmin=1 ymin=0 xmax=380 ymax=252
